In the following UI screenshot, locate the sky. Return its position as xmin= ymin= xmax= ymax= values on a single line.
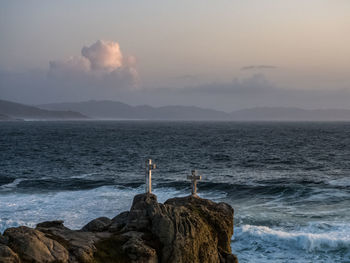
xmin=0 ymin=0 xmax=350 ymax=111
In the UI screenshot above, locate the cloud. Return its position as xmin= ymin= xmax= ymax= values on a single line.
xmin=81 ymin=40 xmax=123 ymax=72
xmin=241 ymin=65 xmax=277 ymax=71
xmin=48 ymin=40 xmax=138 ymax=88
xmin=49 ymin=56 xmax=90 ymax=78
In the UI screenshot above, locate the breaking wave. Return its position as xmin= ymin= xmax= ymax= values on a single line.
xmin=235 ymin=224 xmax=350 ymax=252
xmin=0 ymin=178 xmax=24 ymax=190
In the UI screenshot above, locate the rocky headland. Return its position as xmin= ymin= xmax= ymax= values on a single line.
xmin=0 ymin=193 xmax=238 ymax=263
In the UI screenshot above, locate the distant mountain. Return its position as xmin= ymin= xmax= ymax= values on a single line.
xmin=38 ymin=101 xmax=350 ymax=121
xmin=0 ymin=113 xmax=16 ymax=121
xmin=39 ymin=100 xmax=230 ymax=120
xmin=231 ymin=107 xmax=350 ymax=121
xmin=0 ymin=100 xmax=87 ymax=120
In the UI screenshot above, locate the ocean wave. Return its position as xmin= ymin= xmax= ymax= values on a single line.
xmin=3 ymin=176 xmax=348 ymax=208
xmin=3 ymin=177 xmax=116 ymax=192
xmin=235 ymin=224 xmax=350 ymax=252
xmin=70 ymin=173 xmax=99 ymax=179
xmin=0 ymin=178 xmax=25 ymax=190
xmin=328 ymin=178 xmax=350 ymax=187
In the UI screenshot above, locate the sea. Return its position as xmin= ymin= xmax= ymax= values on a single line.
xmin=0 ymin=121 xmax=349 ymax=263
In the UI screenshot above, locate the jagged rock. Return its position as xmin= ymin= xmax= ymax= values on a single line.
xmin=127 ymin=194 xmax=159 ymax=231
xmin=81 ymin=217 xmax=111 ymax=232
xmin=164 ymin=195 xmax=235 ymax=261
xmin=3 ymin=226 xmax=69 ymax=263
xmin=2 ymin=194 xmax=238 ymax=263
xmin=124 ymin=193 xmax=237 ymax=263
xmin=0 ymin=244 xmax=20 ymax=263
xmin=36 ymin=222 xmax=103 ymax=263
xmin=121 ymin=231 xmax=158 ymax=263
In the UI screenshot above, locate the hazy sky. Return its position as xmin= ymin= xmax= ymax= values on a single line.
xmin=1 ymin=0 xmax=350 ymax=111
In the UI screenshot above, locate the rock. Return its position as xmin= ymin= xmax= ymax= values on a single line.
xmin=125 ymin=193 xmax=237 ymax=263
xmin=93 ymin=230 xmax=159 ymax=263
xmin=3 ymin=226 xmax=69 ymax=263
xmin=121 ymin=231 xmax=158 ymax=263
xmin=165 ymin=195 xmax=235 ymax=260
xmin=93 ymin=234 xmax=130 ymax=263
xmin=37 ymin=220 xmax=66 ymax=229
xmin=0 ymin=234 xmax=8 ymax=245
xmin=81 ymin=217 xmax=111 ymax=232
xmin=37 ymin=223 xmax=102 ymax=263
xmin=109 ymin=211 xmax=129 ymax=232
xmin=127 ymin=193 xmax=160 ymax=231
xmin=0 ymin=244 xmax=20 ymax=263
xmin=2 ymin=194 xmax=238 ymax=263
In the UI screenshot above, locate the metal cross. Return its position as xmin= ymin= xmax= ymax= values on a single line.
xmin=145 ymin=159 xmax=156 ymax=193
xmin=187 ymin=170 xmax=202 ymax=196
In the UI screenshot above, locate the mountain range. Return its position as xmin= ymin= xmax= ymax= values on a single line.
xmin=0 ymin=100 xmax=86 ymax=120
xmin=40 ymin=100 xmax=350 ymax=121
xmin=39 ymin=100 xmax=229 ymax=120
xmin=1 ymin=99 xmax=350 ymax=121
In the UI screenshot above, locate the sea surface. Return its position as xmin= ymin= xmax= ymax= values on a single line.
xmin=0 ymin=121 xmax=350 ymax=262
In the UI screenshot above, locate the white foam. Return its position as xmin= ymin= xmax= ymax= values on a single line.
xmin=235 ymin=224 xmax=350 ymax=252
xmin=328 ymin=178 xmax=350 ymax=187
xmin=0 ymin=183 xmax=230 ymax=233
xmin=0 ymin=185 xmax=193 ymax=233
xmin=0 ymin=179 xmax=24 ymax=191
xmin=0 ymin=185 xmax=137 ymax=233
xmin=70 ymin=173 xmax=99 ymax=179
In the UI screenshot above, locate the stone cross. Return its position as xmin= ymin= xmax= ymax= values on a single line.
xmin=145 ymin=159 xmax=156 ymax=193
xmin=187 ymin=170 xmax=202 ymax=196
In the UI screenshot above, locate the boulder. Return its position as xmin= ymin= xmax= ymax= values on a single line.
xmin=36 ymin=222 xmax=103 ymax=263
xmin=81 ymin=217 xmax=111 ymax=232
xmin=37 ymin=220 xmax=66 ymax=229
xmin=165 ymin=195 xmax=234 ymax=259
xmin=109 ymin=211 xmax=129 ymax=232
xmin=3 ymin=226 xmax=69 ymax=263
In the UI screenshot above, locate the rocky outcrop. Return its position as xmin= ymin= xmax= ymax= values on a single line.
xmin=0 ymin=194 xmax=237 ymax=263
xmin=2 ymin=226 xmax=69 ymax=263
